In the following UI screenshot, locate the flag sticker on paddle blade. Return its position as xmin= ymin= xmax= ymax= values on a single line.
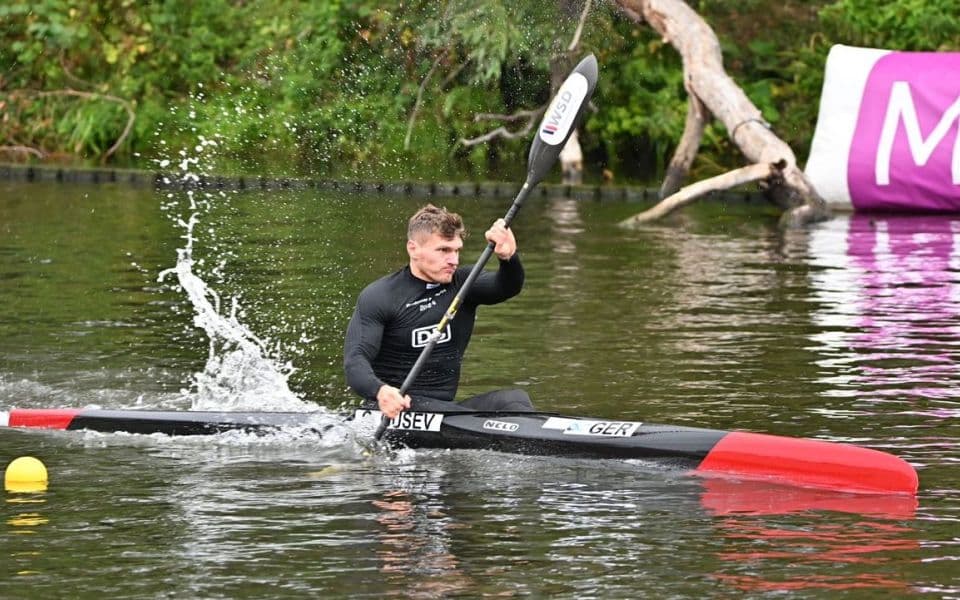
xmin=538 ymin=73 xmax=589 ymax=146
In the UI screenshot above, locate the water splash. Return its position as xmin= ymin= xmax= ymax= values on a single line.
xmin=155 ymin=123 xmax=313 ymax=413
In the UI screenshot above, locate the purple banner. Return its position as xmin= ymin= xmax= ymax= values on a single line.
xmin=848 ymin=52 xmax=960 ymax=212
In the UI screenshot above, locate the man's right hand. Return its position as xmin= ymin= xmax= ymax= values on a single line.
xmin=377 ymin=384 xmax=411 ymax=419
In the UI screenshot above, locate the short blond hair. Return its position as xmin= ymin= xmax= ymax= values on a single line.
xmin=407 ymin=204 xmax=466 ymax=240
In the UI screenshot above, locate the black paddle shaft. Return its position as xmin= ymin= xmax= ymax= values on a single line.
xmin=373 ymin=55 xmax=598 ymax=442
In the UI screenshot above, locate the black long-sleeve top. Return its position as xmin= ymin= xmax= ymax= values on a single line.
xmin=343 ymin=255 xmax=524 ymax=403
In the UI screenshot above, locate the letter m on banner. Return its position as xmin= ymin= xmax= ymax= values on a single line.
xmin=875 ymin=82 xmax=960 ymax=186
xmin=847 ymin=51 xmax=960 ymax=211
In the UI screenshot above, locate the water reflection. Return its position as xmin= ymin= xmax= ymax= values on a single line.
xmin=537 ymin=196 xmax=588 ymax=407
xmin=5 ymin=491 xmax=49 ymax=576
xmin=372 ymin=488 xmax=472 ymax=598
xmin=701 ymin=478 xmax=919 ymax=593
xmin=699 ymin=477 xmax=918 ymax=519
xmin=809 ymin=214 xmax=960 ymax=405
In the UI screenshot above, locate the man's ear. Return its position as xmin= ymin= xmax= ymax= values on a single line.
xmin=406 ymin=238 xmax=417 ymax=258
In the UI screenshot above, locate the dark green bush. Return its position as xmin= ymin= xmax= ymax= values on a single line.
xmin=1 ymin=0 xmax=957 ymax=182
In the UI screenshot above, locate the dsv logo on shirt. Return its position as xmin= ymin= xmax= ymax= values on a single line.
xmin=411 ymin=324 xmax=452 ymax=348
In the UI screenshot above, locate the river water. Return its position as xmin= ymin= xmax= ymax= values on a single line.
xmin=1 ymin=180 xmax=958 ymax=598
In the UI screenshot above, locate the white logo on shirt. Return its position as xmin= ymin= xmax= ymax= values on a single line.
xmin=412 ymin=325 xmax=451 ymax=348
xmin=405 ymin=289 xmax=448 ymax=309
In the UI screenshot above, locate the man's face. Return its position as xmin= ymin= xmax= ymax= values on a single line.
xmin=407 ymin=231 xmax=463 ymax=284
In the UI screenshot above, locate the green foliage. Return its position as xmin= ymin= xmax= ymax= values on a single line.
xmin=2 ymin=0 xmax=959 ymax=181
xmin=589 ymin=35 xmax=687 ymax=178
xmin=819 ymin=0 xmax=960 ymax=50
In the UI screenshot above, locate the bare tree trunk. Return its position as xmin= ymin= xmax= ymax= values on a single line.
xmin=613 ymin=0 xmax=830 ymax=228
xmin=554 ymin=0 xmax=592 ymax=185
xmin=660 ymin=90 xmax=708 ymax=199
xmin=549 ymin=53 xmax=584 ymax=185
xmin=559 ymin=129 xmax=584 ymax=185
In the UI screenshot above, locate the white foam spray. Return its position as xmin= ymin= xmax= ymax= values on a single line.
xmin=156 ymin=131 xmax=313 ymax=413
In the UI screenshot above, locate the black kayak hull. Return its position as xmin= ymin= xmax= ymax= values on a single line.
xmin=1 ymin=407 xmax=918 ymax=495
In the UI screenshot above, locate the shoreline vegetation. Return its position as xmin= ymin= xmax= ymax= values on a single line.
xmin=2 ymin=1 xmax=958 ymax=186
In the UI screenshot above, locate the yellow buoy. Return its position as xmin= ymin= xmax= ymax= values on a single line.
xmin=5 ymin=456 xmax=48 ymax=493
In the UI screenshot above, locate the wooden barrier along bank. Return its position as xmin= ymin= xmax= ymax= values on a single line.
xmin=0 ymin=163 xmax=772 ymax=205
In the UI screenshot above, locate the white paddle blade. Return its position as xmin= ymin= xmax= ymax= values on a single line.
xmin=526 ymin=54 xmax=599 ymax=186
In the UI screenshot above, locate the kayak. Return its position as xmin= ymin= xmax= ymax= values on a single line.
xmin=0 ymin=407 xmax=918 ymax=495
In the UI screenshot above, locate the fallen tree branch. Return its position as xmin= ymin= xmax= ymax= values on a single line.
xmin=620 ymin=160 xmax=781 ymax=227
xmin=613 ymin=0 xmax=830 ymax=228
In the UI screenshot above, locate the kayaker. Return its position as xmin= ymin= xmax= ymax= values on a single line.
xmin=343 ymin=203 xmax=534 ymax=418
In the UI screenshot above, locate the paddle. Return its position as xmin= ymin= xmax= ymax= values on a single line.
xmin=373 ymin=54 xmax=599 ymax=442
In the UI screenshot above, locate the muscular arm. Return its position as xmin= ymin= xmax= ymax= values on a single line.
xmin=468 ymin=253 xmax=525 ymax=304
xmin=344 ymin=283 xmax=415 ymax=417
xmin=343 ymin=290 xmax=388 ymax=401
